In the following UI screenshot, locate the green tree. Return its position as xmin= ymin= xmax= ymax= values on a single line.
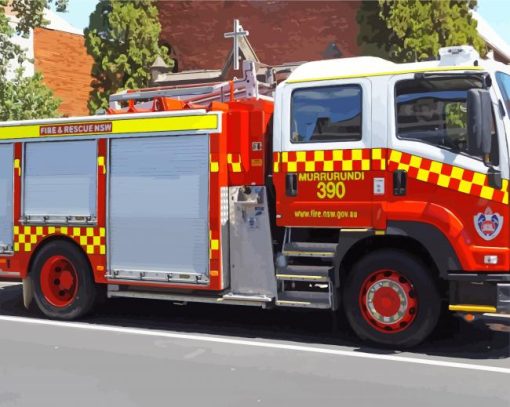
xmin=357 ymin=0 xmax=486 ymax=62
xmin=85 ymin=0 xmax=173 ymax=114
xmin=0 ymin=68 xmax=61 ymax=121
xmin=0 ymin=0 xmax=66 ymax=121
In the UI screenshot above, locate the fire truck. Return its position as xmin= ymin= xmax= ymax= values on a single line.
xmin=0 ymin=45 xmax=509 ymax=347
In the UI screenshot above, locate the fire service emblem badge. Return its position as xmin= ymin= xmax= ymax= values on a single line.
xmin=474 ymin=207 xmax=504 ymax=241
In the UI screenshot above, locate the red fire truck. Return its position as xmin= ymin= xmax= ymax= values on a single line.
xmin=0 ymin=46 xmax=509 ymax=347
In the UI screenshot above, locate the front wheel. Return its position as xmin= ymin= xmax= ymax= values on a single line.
xmin=31 ymin=240 xmax=98 ymax=320
xmin=342 ymin=249 xmax=440 ymax=348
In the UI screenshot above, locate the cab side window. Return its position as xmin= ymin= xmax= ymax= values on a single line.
xmin=290 ymin=85 xmax=362 ymax=143
xmin=396 ymin=78 xmax=499 ymax=164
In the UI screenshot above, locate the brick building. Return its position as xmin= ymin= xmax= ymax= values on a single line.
xmin=158 ymin=1 xmax=361 ymax=72
xmin=157 ymin=1 xmax=510 ymax=76
xmin=32 ymin=26 xmax=93 ymax=117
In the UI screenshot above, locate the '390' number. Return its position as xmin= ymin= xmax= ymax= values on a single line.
xmin=316 ymin=181 xmax=346 ymax=199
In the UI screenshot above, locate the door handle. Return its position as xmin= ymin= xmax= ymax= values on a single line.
xmin=286 ymin=173 xmax=298 ymax=196
xmin=393 ymin=170 xmax=407 ymax=196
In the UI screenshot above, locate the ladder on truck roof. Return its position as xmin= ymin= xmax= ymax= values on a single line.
xmin=107 ymin=61 xmax=275 ymax=114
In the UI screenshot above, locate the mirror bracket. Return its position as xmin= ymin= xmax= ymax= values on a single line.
xmin=487 ymin=166 xmax=502 ymax=189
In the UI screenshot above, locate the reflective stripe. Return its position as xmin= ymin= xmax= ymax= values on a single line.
xmin=449 ymin=304 xmax=497 ymax=313
xmin=0 ymin=114 xmax=219 ymax=140
xmin=274 ymin=148 xmax=509 ymax=205
xmin=387 ymin=150 xmax=509 ymax=204
xmin=286 ymin=65 xmax=484 ymax=84
xmin=227 ymin=153 xmax=242 ymax=173
xmin=274 ymin=148 xmax=379 ymax=173
xmin=13 ymin=226 xmax=106 ymax=255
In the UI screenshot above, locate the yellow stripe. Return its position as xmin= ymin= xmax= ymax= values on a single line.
xmin=0 ymin=115 xmax=219 ymax=140
xmin=283 ymin=251 xmax=333 ymax=257
xmin=449 ymin=304 xmax=497 ymax=313
xmin=97 ymin=156 xmax=106 ymax=174
xmin=276 ymin=274 xmax=325 ymax=280
xmin=287 ymin=66 xmax=483 ymax=84
xmin=277 ymin=300 xmax=312 ymax=305
xmin=13 ymin=159 xmax=21 ymax=176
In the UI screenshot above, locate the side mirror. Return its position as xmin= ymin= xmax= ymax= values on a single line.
xmin=467 ymin=89 xmax=492 ymax=160
xmin=467 ymin=89 xmax=502 ymax=189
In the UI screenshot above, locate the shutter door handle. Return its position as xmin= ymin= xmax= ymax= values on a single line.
xmin=286 ymin=173 xmax=298 ymax=196
xmin=393 ymin=170 xmax=407 ymax=196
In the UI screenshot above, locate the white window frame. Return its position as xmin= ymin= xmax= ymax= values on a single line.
xmin=388 ymin=73 xmax=507 ymax=178
xmin=281 ymin=78 xmax=372 ymax=152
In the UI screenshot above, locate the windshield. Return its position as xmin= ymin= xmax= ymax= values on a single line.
xmin=496 ymin=72 xmax=510 ymax=114
xmin=394 ymin=77 xmax=499 ymax=164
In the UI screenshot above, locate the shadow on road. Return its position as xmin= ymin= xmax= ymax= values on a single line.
xmin=0 ymin=283 xmax=508 ymax=362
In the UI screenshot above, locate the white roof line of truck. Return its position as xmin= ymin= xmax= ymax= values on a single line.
xmin=286 ymin=63 xmax=484 ymax=84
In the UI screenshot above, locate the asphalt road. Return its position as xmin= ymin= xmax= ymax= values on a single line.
xmin=0 ymin=281 xmax=508 ymax=407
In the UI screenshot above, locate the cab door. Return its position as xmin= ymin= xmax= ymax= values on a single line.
xmin=273 ymin=78 xmax=378 ymax=228
xmin=386 ymin=73 xmax=510 ymax=271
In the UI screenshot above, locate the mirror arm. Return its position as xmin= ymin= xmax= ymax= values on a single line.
xmin=487 ymin=165 xmax=502 ymax=189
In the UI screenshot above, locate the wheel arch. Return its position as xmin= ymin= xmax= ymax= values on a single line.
xmin=27 ymin=235 xmax=92 ymax=277
xmin=335 ymin=221 xmax=461 ymax=292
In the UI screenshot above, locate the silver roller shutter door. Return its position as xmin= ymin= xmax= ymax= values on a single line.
xmin=109 ymin=135 xmax=209 ymax=277
xmin=24 ymin=140 xmax=97 ymax=218
xmin=0 ymin=144 xmax=13 ymax=251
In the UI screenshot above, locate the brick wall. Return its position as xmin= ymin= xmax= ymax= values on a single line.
xmin=34 ymin=27 xmax=93 ymax=117
xmin=158 ymin=1 xmax=361 ymax=71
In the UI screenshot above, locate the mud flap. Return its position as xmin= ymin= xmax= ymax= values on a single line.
xmin=22 ymin=276 xmax=33 ymax=309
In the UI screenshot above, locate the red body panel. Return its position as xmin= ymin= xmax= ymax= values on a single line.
xmin=5 ymin=98 xmax=274 ymax=292
xmin=273 ymin=147 xmax=510 ymax=273
xmin=4 ymin=97 xmax=508 ymax=292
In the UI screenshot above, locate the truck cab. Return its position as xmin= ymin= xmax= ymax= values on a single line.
xmin=271 ymin=46 xmax=510 ymax=345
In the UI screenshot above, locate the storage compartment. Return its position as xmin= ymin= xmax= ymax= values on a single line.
xmin=0 ymin=144 xmax=13 ymax=252
xmin=23 ymin=140 xmax=97 ymax=221
xmin=108 ymin=135 xmax=209 ymax=283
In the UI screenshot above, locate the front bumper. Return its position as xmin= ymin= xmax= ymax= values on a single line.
xmin=448 ymin=273 xmax=510 ymax=314
xmin=497 ymin=283 xmax=510 ymax=313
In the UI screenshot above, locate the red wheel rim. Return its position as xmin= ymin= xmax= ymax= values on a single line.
xmin=40 ymin=255 xmax=78 ymax=308
xmin=359 ymin=269 xmax=417 ymax=334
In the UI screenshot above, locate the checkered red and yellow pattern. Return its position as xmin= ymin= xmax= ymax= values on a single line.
xmin=13 ymin=226 xmax=106 ymax=255
xmin=273 ymin=148 xmax=386 ymax=173
xmin=273 ymin=147 xmax=508 ymax=204
xmin=209 ymin=230 xmax=219 ymax=260
xmin=227 ymin=153 xmax=242 ymax=173
xmin=387 ymin=150 xmax=509 ymax=204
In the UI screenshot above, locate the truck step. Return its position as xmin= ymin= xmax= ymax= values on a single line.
xmin=276 ymin=291 xmax=331 ymax=309
xmin=108 ymin=288 xmax=273 ymax=308
xmin=220 ymin=293 xmax=273 ymax=303
xmin=282 ymin=242 xmax=337 ymax=258
xmin=276 ymin=265 xmax=332 ymax=282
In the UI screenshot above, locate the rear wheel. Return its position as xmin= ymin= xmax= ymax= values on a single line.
xmin=342 ymin=249 xmax=440 ymax=348
xmin=32 ymin=240 xmax=97 ymax=320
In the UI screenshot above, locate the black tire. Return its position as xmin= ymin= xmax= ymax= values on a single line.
xmin=31 ymin=240 xmax=97 ymax=320
xmin=342 ymin=249 xmax=440 ymax=348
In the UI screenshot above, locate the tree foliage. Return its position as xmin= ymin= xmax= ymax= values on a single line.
xmin=10 ymin=0 xmax=68 ymax=36
xmin=0 ymin=0 xmax=65 ymax=120
xmin=85 ymin=0 xmax=173 ymax=114
xmin=0 ymin=68 xmax=61 ymax=121
xmin=357 ymin=0 xmax=486 ymax=62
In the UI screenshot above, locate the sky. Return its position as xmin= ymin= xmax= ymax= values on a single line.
xmin=59 ymin=0 xmax=510 ymax=45
xmin=477 ymin=0 xmax=510 ymax=44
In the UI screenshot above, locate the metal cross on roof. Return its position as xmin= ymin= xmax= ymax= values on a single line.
xmin=224 ymin=19 xmax=249 ymax=71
